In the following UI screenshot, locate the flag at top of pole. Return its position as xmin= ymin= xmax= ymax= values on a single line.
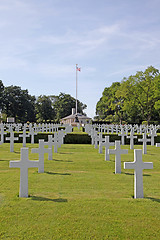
xmin=76 ymin=65 xmax=81 ymax=71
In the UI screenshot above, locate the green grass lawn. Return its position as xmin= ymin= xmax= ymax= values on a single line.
xmin=0 ymin=142 xmax=160 ymax=239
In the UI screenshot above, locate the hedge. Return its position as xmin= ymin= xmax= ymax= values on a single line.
xmin=4 ymin=133 xmax=160 ymax=145
xmin=4 ymin=133 xmax=92 ymax=144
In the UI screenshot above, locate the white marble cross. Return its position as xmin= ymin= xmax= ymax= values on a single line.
xmin=52 ymin=132 xmax=59 ymax=153
xmin=102 ymin=136 xmax=114 ymax=161
xmin=90 ymin=129 xmax=96 ymax=145
xmin=29 ymin=128 xmax=37 ymax=144
xmin=118 ymin=129 xmax=127 ymax=145
xmin=138 ymin=132 xmax=151 ymax=154
xmin=124 ymin=149 xmax=153 ymax=199
xmin=44 ymin=135 xmax=54 ymax=160
xmin=19 ymin=129 xmax=30 ymax=147
xmin=31 ymin=139 xmax=51 ymax=173
xmin=22 ymin=123 xmax=28 ymax=132
xmin=109 ymin=141 xmax=128 ymax=174
xmin=148 ymin=129 xmax=157 ymax=146
xmin=15 ymin=124 xmax=22 ymax=133
xmin=137 ymin=125 xmax=143 ymax=135
xmin=9 ymin=148 xmax=39 ymax=198
xmin=57 ymin=130 xmax=65 ymax=147
xmin=6 ymin=132 xmax=19 ymax=152
xmin=127 ymin=130 xmax=137 ymax=149
xmin=85 ymin=124 xmax=92 ymax=134
xmin=98 ymin=133 xmax=104 ymax=153
xmin=7 ymin=124 xmax=14 ymax=133
xmin=110 ymin=125 xmax=114 ymax=134
xmin=115 ymin=125 xmax=119 ymax=134
xmin=0 ymin=126 xmax=7 ymax=143
xmin=65 ymin=125 xmax=73 ymax=133
xmin=94 ymin=132 xmax=99 ymax=149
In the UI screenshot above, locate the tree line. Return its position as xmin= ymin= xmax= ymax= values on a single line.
xmin=96 ymin=66 xmax=160 ymax=124
xmin=0 ymin=80 xmax=87 ymax=123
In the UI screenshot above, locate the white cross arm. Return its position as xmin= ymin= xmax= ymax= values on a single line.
xmin=138 ymin=138 xmax=151 ymax=143
xmin=109 ymin=149 xmax=128 ymax=155
xmin=31 ymin=148 xmax=40 ymax=154
xmin=10 ymin=160 xmax=22 ymax=168
xmin=121 ymin=149 xmax=128 ymax=154
xmin=124 ymin=160 xmax=153 ymax=170
xmin=10 ymin=160 xmax=39 ymax=169
xmin=124 ymin=162 xmax=135 ymax=170
xmin=102 ymin=142 xmax=114 ymax=147
xmin=142 ymin=162 xmax=153 ymax=169
xmin=109 ymin=149 xmax=116 ymax=154
xmin=127 ymin=135 xmax=137 ymax=139
xmin=31 ymin=148 xmax=51 ymax=154
xmin=6 ymin=137 xmax=19 ymax=141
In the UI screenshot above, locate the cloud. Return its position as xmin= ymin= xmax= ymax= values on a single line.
xmin=38 ymin=23 xmax=121 ymax=60
xmin=34 ymin=64 xmax=74 ymax=78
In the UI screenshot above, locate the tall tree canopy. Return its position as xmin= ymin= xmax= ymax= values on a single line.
xmin=3 ymin=85 xmax=36 ymax=122
xmin=96 ymin=66 xmax=160 ymax=124
xmin=53 ymin=93 xmax=87 ymax=121
xmin=35 ymin=95 xmax=56 ymax=122
xmin=0 ymin=81 xmax=87 ymax=123
xmin=96 ymin=82 xmax=126 ymax=123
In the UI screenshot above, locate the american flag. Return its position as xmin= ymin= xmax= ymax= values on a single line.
xmin=76 ymin=66 xmax=81 ymax=71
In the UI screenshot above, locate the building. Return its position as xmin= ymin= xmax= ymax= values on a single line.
xmin=60 ymin=108 xmax=92 ymax=125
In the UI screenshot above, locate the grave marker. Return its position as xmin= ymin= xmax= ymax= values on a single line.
xmin=103 ymin=136 xmax=114 ymax=161
xmin=127 ymin=130 xmax=137 ymax=150
xmin=138 ymin=132 xmax=151 ymax=154
xmin=29 ymin=128 xmax=37 ymax=144
xmin=31 ymin=140 xmax=51 ymax=173
xmin=124 ymin=149 xmax=153 ymax=198
xmin=19 ymin=129 xmax=30 ymax=147
xmin=9 ymin=148 xmax=39 ymax=198
xmin=44 ymin=135 xmax=54 ymax=160
xmin=109 ymin=141 xmax=128 ymax=174
xmin=118 ymin=129 xmax=127 ymax=145
xmin=6 ymin=132 xmax=19 ymax=152
xmin=148 ymin=129 xmax=157 ymax=146
xmin=0 ymin=125 xmax=7 ymax=143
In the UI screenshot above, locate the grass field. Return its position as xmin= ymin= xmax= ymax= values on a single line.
xmin=0 ymin=142 xmax=160 ymax=239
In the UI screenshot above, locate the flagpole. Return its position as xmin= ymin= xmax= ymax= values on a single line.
xmin=76 ymin=64 xmax=78 ymax=115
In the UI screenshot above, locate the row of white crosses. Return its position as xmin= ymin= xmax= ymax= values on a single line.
xmin=86 ymin=125 xmax=154 ymax=199
xmin=104 ymin=137 xmax=153 ymax=198
xmin=0 ymin=123 xmax=71 ymax=145
xmin=0 ymin=123 xmax=69 ymax=153
xmin=1 ymin=122 xmax=63 ymax=132
xmin=92 ymin=123 xmax=160 ymax=135
xmin=9 ymin=130 xmax=67 ymax=198
xmin=87 ymin=125 xmax=155 ymax=154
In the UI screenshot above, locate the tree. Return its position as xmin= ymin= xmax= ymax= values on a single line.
xmin=96 ymin=82 xmax=124 ymax=123
xmin=0 ymin=80 xmax=4 ymax=110
xmin=35 ymin=95 xmax=56 ymax=122
xmin=53 ymin=93 xmax=87 ymax=121
xmin=2 ymin=85 xmax=36 ymax=122
xmin=117 ymin=66 xmax=160 ymax=122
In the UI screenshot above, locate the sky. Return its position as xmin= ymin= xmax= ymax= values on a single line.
xmin=0 ymin=0 xmax=160 ymax=118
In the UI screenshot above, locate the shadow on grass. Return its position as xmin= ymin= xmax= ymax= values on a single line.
xmin=0 ymin=159 xmax=9 ymax=161
xmin=54 ymin=159 xmax=73 ymax=162
xmin=45 ymin=171 xmax=71 ymax=176
xmin=14 ymin=151 xmax=20 ymax=154
xmin=31 ymin=196 xmax=68 ymax=202
xmin=59 ymin=152 xmax=73 ymax=155
xmin=123 ymin=172 xmax=151 ymax=177
xmin=145 ymin=197 xmax=160 ymax=203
